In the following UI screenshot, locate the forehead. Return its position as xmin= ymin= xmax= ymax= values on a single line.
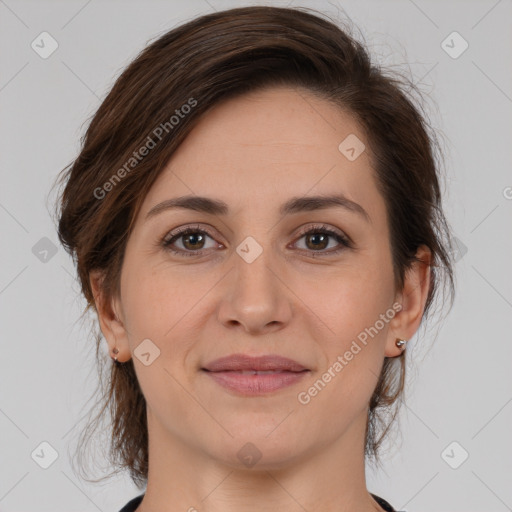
xmin=140 ymin=86 xmax=383 ymax=221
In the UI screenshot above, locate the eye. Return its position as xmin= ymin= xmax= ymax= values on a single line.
xmin=162 ymin=224 xmax=221 ymax=257
xmin=292 ymin=224 xmax=352 ymax=256
xmin=161 ymin=223 xmax=352 ymax=258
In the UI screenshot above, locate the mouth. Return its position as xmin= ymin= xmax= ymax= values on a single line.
xmin=202 ymin=353 xmax=308 ymax=372
xmin=217 ymin=370 xmax=301 ymax=375
xmin=202 ymin=369 xmax=309 ymax=395
xmin=201 ymin=353 xmax=310 ymax=395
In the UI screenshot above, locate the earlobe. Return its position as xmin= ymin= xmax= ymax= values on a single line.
xmin=385 ymin=245 xmax=432 ymax=357
xmin=89 ymin=270 xmax=131 ymax=363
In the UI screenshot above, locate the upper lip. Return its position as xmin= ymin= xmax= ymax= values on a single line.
xmin=202 ymin=354 xmax=308 ymax=372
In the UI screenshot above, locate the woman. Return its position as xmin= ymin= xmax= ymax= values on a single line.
xmin=54 ymin=5 xmax=454 ymax=511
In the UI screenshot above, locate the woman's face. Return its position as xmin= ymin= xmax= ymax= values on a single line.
xmin=105 ymin=86 xmax=423 ymax=468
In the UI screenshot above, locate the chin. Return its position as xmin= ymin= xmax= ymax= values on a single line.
xmin=206 ymin=426 xmax=306 ymax=471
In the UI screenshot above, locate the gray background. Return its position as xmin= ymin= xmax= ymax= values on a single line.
xmin=1 ymin=0 xmax=511 ymax=511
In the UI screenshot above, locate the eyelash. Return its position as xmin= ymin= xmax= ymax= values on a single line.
xmin=161 ymin=223 xmax=352 ymax=258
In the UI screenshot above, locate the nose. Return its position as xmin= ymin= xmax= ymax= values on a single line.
xmin=216 ymin=243 xmax=293 ymax=335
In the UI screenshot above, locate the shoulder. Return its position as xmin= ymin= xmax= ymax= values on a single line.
xmin=371 ymin=493 xmax=401 ymax=512
xmin=118 ymin=493 xmax=144 ymax=512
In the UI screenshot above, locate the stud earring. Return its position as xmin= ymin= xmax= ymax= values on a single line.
xmin=111 ymin=347 xmax=119 ymax=362
xmin=395 ymin=338 xmax=407 ymax=351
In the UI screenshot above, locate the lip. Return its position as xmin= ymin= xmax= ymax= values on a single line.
xmin=202 ymin=353 xmax=310 ymax=396
xmin=202 ymin=353 xmax=308 ymax=372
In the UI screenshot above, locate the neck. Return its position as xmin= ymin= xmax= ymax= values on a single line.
xmin=137 ymin=409 xmax=385 ymax=512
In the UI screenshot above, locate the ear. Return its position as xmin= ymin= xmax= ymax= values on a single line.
xmin=385 ymin=245 xmax=432 ymax=357
xmin=89 ymin=270 xmax=131 ymax=363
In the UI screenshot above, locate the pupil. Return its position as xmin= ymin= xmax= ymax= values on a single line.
xmin=307 ymin=233 xmax=327 ymax=250
xmin=184 ymin=233 xmax=203 ymax=249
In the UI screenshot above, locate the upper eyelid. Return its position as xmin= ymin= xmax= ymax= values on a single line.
xmin=163 ymin=222 xmax=346 ymax=239
xmin=162 ymin=223 xmax=350 ymax=249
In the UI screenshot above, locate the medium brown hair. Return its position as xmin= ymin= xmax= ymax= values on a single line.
xmin=53 ymin=5 xmax=455 ymax=487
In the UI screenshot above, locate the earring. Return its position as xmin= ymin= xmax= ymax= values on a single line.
xmin=111 ymin=347 xmax=119 ymax=362
xmin=395 ymin=338 xmax=407 ymax=351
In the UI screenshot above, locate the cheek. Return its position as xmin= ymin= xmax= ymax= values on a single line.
xmin=118 ymin=262 xmax=204 ymax=419
xmin=292 ymin=260 xmax=395 ymax=342
xmin=295 ymin=281 xmax=391 ymax=424
xmin=292 ymin=261 xmax=394 ymax=401
xmin=121 ymin=273 xmax=171 ymax=341
xmin=119 ymin=256 xmax=221 ymax=354
xmin=120 ymin=251 xmax=173 ymax=327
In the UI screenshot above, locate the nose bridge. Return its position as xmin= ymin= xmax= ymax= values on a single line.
xmin=231 ymin=215 xmax=276 ymax=281
xmin=233 ymin=233 xmax=279 ymax=302
xmin=217 ymin=232 xmax=292 ymax=332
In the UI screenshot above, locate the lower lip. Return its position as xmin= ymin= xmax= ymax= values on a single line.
xmin=203 ymin=370 xmax=309 ymax=395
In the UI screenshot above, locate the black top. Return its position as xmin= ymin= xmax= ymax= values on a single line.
xmin=118 ymin=492 xmax=399 ymax=511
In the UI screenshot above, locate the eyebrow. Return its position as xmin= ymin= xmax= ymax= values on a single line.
xmin=145 ymin=194 xmax=371 ymax=223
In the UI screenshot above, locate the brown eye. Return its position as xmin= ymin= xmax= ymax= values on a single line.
xmin=294 ymin=225 xmax=352 ymax=256
xmin=181 ymin=232 xmax=206 ymax=250
xmin=162 ymin=226 xmax=219 ymax=256
xmin=161 ymin=223 xmax=351 ymax=258
xmin=304 ymin=232 xmax=330 ymax=250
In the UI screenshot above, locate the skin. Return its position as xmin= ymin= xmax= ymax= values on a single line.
xmin=91 ymin=85 xmax=431 ymax=512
